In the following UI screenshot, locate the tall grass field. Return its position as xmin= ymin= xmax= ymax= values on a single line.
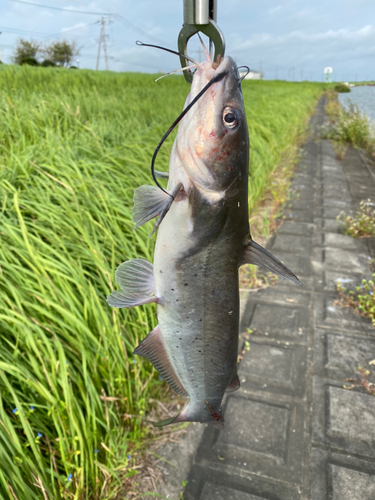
xmin=0 ymin=64 xmax=325 ymax=499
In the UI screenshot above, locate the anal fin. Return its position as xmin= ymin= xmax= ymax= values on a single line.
xmin=241 ymin=239 xmax=302 ymax=286
xmin=106 ymin=258 xmax=159 ymax=308
xmin=226 ymin=373 xmax=240 ymax=393
xmin=134 ymin=325 xmax=188 ymax=398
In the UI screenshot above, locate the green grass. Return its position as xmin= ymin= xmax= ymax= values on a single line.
xmin=0 ymin=64 xmax=325 ymax=499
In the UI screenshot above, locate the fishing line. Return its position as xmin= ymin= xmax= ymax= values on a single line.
xmin=150 ymin=70 xmax=228 ymax=197
xmin=237 ymin=66 xmax=250 ymax=81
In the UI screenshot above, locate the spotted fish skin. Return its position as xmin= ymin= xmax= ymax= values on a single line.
xmin=148 ymin=56 xmax=246 ymax=428
xmin=107 ymin=54 xmax=301 ymax=429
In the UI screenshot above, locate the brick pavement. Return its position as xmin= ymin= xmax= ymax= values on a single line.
xmin=182 ymin=96 xmax=375 ymax=500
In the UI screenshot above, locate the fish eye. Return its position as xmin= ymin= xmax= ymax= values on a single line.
xmin=223 ymin=107 xmax=240 ymax=130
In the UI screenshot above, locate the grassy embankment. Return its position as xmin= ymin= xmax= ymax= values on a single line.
xmin=0 ymin=64 xmax=325 ymax=499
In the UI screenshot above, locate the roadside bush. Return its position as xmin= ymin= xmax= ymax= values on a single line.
xmin=41 ymin=59 xmax=56 ymax=67
xmin=334 ymin=83 xmax=351 ymax=93
xmin=324 ymin=97 xmax=375 ymax=160
xmin=20 ymin=57 xmax=39 ymax=66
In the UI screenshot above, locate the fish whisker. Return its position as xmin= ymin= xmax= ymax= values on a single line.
xmin=155 ymin=64 xmax=198 ymax=82
xmin=136 ymin=40 xmax=202 ymax=68
xmin=197 ymin=33 xmax=211 ymax=62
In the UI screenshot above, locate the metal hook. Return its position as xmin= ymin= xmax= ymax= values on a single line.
xmin=178 ymin=0 xmax=225 ymax=83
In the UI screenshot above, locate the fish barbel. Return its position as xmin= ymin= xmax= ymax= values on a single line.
xmin=107 ymin=52 xmax=301 ymax=429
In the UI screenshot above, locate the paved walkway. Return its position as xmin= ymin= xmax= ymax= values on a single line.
xmin=181 ymin=96 xmax=375 ymax=499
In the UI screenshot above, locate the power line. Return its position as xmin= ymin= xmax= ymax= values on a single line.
xmin=116 ymin=14 xmax=165 ymax=45
xmin=0 ymin=22 xmax=98 ymax=39
xmin=46 ymin=22 xmax=100 ymax=39
xmin=8 ymin=0 xmax=115 ymax=16
xmin=0 ymin=24 xmax=51 ymax=36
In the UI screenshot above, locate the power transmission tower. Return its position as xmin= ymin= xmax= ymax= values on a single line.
xmin=96 ymin=17 xmax=109 ymax=70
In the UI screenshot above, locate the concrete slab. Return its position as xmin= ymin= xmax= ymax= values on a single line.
xmin=276 ymin=221 xmax=314 ymax=237
xmin=312 ymin=378 xmax=375 ymax=459
xmin=313 ymin=329 xmax=375 ymax=379
xmin=200 ymin=483 xmax=265 ymax=500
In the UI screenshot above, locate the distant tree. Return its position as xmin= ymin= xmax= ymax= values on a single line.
xmin=43 ymin=40 xmax=80 ymax=67
xmin=13 ymin=38 xmax=40 ymax=65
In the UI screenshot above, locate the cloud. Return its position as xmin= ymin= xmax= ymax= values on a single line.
xmin=289 ymin=8 xmax=316 ymax=20
xmin=61 ymin=22 xmax=88 ymax=34
xmin=231 ymin=24 xmax=375 ymax=51
xmin=268 ymin=5 xmax=282 ymax=15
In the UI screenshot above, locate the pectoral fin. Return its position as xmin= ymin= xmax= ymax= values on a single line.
xmin=134 ymin=325 xmax=188 ymax=398
xmin=133 ymin=182 xmax=182 ymax=234
xmin=241 ymin=239 xmax=302 ymax=286
xmin=106 ymin=258 xmax=159 ymax=308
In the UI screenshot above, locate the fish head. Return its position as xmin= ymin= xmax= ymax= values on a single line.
xmin=177 ymin=55 xmax=249 ymax=196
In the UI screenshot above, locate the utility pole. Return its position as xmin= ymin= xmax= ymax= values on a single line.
xmin=259 ymin=61 xmax=263 ymax=77
xmin=96 ymin=17 xmax=109 ymax=71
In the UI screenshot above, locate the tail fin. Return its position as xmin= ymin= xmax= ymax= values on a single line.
xmin=153 ymin=403 xmax=225 ymax=429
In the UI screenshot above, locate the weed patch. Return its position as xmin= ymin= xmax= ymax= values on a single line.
xmin=324 ymin=91 xmax=375 ymax=160
xmin=343 ymin=367 xmax=375 ymax=396
xmin=338 ymin=200 xmax=375 ymax=238
xmin=337 ymin=275 xmax=375 ymax=327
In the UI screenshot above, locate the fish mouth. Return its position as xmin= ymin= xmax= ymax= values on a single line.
xmin=187 ymin=55 xmax=239 ymax=106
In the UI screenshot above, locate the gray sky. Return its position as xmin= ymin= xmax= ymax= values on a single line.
xmin=1 ymin=0 xmax=374 ymax=81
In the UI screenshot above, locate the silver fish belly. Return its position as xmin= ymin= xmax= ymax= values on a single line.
xmin=107 ymin=54 xmax=301 ymax=429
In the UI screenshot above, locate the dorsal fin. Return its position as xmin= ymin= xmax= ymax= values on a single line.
xmin=134 ymin=325 xmax=188 ymax=398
